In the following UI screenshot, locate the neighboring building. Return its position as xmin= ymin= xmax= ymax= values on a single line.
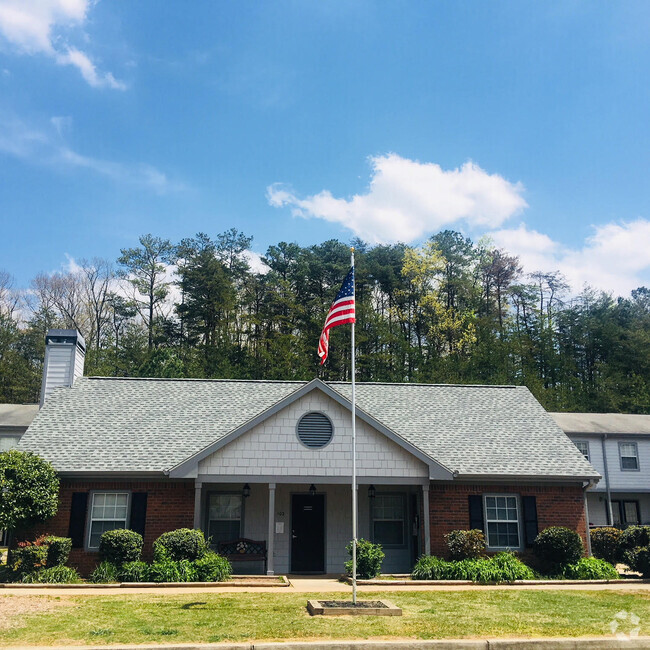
xmin=15 ymin=331 xmax=600 ymax=576
xmin=0 ymin=404 xmax=38 ymax=451
xmin=552 ymin=413 xmax=650 ymax=528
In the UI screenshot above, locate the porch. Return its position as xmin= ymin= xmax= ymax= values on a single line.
xmin=193 ymin=479 xmax=431 ymax=575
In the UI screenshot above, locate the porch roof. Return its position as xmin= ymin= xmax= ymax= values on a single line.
xmin=18 ymin=377 xmax=599 ymax=481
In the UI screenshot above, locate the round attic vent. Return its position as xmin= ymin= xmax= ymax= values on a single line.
xmin=297 ymin=412 xmax=333 ymax=449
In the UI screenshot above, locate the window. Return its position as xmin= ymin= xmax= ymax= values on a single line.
xmin=372 ymin=494 xmax=406 ymax=547
xmin=208 ymin=494 xmax=242 ymax=546
xmin=484 ymin=495 xmax=520 ymax=549
xmin=574 ymin=441 xmax=590 ymax=461
xmin=296 ymin=412 xmax=333 ymax=448
xmin=611 ymin=500 xmax=640 ymax=526
xmin=88 ymin=492 xmax=129 ymax=549
xmin=619 ymin=442 xmax=639 ymax=471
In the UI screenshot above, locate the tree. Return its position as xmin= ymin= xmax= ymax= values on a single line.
xmin=117 ymin=234 xmax=175 ymax=350
xmin=0 ymin=450 xmax=59 ymax=531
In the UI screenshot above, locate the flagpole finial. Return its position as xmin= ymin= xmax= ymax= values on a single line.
xmin=350 ymin=247 xmax=355 ymax=252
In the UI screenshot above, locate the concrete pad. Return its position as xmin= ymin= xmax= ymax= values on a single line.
xmin=307 ymin=598 xmax=402 ymax=616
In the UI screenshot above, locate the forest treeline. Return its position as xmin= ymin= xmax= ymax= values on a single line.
xmin=1 ymin=229 xmax=648 ymax=413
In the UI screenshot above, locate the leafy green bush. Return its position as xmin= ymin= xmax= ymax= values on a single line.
xmin=344 ymin=538 xmax=385 ymax=579
xmin=411 ymin=555 xmax=449 ymax=580
xmin=89 ymin=561 xmax=118 ymax=584
xmin=147 ymin=557 xmax=181 ymax=583
xmin=152 ymin=528 xmax=209 ymax=562
xmin=43 ymin=536 xmax=72 ymax=567
xmin=633 ymin=547 xmax=650 ymax=578
xmin=99 ymin=529 xmax=143 ymax=565
xmin=562 ymin=557 xmax=619 ymax=580
xmin=590 ymin=527 xmax=621 ymax=565
xmin=10 ymin=543 xmax=48 ymax=575
xmin=0 ymin=450 xmax=59 ymax=531
xmin=411 ymin=552 xmax=534 ymax=584
xmin=177 ymin=559 xmax=198 ymax=582
xmin=533 ymin=527 xmax=584 ymax=573
xmin=618 ymin=526 xmax=650 ymax=557
xmin=116 ymin=561 xmax=149 ymax=583
xmin=445 ymin=529 xmax=486 ymax=560
xmin=20 ymin=566 xmax=81 ymax=584
xmin=193 ymin=552 xmax=231 ymax=582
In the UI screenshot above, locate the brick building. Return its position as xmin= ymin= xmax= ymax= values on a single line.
xmin=17 ymin=330 xmax=600 ymax=575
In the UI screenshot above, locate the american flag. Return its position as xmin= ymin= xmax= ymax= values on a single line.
xmin=318 ymin=267 xmax=355 ymax=365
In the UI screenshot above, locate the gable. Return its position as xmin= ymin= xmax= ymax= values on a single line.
xmin=195 ymin=390 xmax=429 ymax=480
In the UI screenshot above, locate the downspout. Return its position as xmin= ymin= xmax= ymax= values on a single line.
xmin=582 ymin=480 xmax=597 ymax=556
xmin=601 ymin=435 xmax=614 ymax=526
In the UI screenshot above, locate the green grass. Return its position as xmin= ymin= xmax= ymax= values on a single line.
xmin=1 ymin=590 xmax=649 ymax=646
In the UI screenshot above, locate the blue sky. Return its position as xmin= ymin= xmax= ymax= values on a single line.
xmin=1 ymin=1 xmax=649 ymax=295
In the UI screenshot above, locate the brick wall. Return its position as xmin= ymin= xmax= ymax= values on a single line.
xmin=427 ymin=483 xmax=587 ymax=557
xmin=17 ymin=479 xmax=194 ymax=576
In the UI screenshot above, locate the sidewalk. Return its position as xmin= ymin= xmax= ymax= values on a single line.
xmin=1 ymin=575 xmax=649 ymax=596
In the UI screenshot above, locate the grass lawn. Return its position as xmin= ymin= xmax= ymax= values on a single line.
xmin=1 ymin=590 xmax=649 ymax=646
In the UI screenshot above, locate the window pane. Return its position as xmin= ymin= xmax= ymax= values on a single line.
xmin=209 ymin=520 xmax=240 ymax=546
xmin=374 ymin=521 xmax=404 ymax=546
xmin=622 ymin=456 xmax=639 ymax=470
xmin=89 ymin=520 xmax=125 ymax=548
xmin=611 ymin=501 xmax=621 ymax=525
xmin=575 ymin=442 xmax=589 ymax=459
xmin=624 ymin=502 xmax=639 ymax=524
xmin=209 ymin=494 xmax=242 ymax=520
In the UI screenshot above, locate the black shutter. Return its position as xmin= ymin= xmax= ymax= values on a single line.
xmin=130 ymin=493 xmax=148 ymax=538
xmin=468 ymin=495 xmax=484 ymax=532
xmin=522 ymin=496 xmax=538 ymax=547
xmin=68 ymin=492 xmax=88 ymax=549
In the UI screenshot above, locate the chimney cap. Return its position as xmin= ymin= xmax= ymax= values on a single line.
xmin=45 ymin=329 xmax=86 ymax=352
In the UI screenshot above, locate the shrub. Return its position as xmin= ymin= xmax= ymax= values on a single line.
xmin=43 ymin=536 xmax=72 ymax=567
xmin=344 ymin=538 xmax=384 ymax=579
xmin=177 ymin=559 xmax=198 ymax=582
xmin=590 ymin=527 xmax=621 ymax=565
xmin=634 ymin=547 xmax=650 ymax=578
xmin=89 ymin=561 xmax=118 ymax=584
xmin=411 ymin=552 xmax=534 ymax=584
xmin=0 ymin=564 xmax=16 ymax=583
xmin=445 ymin=529 xmax=486 ymax=561
xmin=116 ymin=561 xmax=149 ymax=583
xmin=11 ymin=543 xmax=48 ymax=575
xmin=193 ymin=552 xmax=232 ymax=582
xmin=99 ymin=529 xmax=143 ymax=565
xmin=533 ymin=527 xmax=584 ymax=573
xmin=618 ymin=526 xmax=650 ymax=556
xmin=20 ymin=566 xmax=81 ymax=584
xmin=411 ymin=555 xmax=449 ymax=580
xmin=147 ymin=557 xmax=181 ymax=583
xmin=562 ymin=557 xmax=619 ymax=580
xmin=153 ymin=528 xmax=209 ymax=562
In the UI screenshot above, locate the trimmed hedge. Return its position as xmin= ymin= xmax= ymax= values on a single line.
xmin=533 ymin=526 xmax=583 ymax=573
xmin=590 ymin=527 xmax=621 ymax=565
xmin=44 ymin=536 xmax=72 ymax=567
xmin=99 ymin=529 xmax=143 ymax=565
xmin=153 ymin=529 xmax=209 ymax=562
xmin=445 ymin=529 xmax=486 ymax=561
xmin=344 ymin=539 xmax=384 ymax=579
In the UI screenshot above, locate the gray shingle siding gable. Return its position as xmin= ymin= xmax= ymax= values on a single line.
xmin=17 ymin=377 xmax=599 ymax=480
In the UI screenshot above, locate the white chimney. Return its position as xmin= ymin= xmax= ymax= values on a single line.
xmin=39 ymin=329 xmax=86 ymax=407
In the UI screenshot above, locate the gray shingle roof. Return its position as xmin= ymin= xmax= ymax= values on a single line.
xmin=17 ymin=377 xmax=599 ymax=480
xmin=550 ymin=412 xmax=650 ymax=435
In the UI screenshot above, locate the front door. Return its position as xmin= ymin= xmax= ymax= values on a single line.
xmin=291 ymin=493 xmax=325 ymax=573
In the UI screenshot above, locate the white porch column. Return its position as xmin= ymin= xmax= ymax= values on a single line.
xmin=193 ymin=481 xmax=203 ymax=529
xmin=267 ymin=483 xmax=276 ymax=576
xmin=422 ymin=484 xmax=431 ymax=556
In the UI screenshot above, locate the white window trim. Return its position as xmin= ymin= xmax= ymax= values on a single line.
xmin=574 ymin=440 xmax=590 ymax=461
xmin=483 ymin=493 xmax=523 ymax=551
xmin=619 ymin=441 xmax=640 ymax=472
xmin=85 ymin=490 xmax=131 ymax=551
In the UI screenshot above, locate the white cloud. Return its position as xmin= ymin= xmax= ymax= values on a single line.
xmin=241 ymin=250 xmax=269 ymax=275
xmin=492 ymin=220 xmax=650 ymax=296
xmin=0 ymin=114 xmax=184 ymax=193
xmin=267 ymin=154 xmax=527 ymax=244
xmin=0 ymin=0 xmax=124 ymax=89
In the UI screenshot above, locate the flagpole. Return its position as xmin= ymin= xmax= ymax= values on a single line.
xmin=351 ymin=247 xmax=357 ymax=605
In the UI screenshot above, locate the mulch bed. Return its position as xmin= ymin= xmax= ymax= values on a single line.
xmin=320 ymin=600 xmax=388 ymax=608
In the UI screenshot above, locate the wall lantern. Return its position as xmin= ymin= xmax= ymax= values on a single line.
xmin=242 ymin=483 xmax=251 ymax=498
xmin=309 ymin=484 xmax=317 ymax=497
xmin=368 ymin=484 xmax=376 ymax=499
